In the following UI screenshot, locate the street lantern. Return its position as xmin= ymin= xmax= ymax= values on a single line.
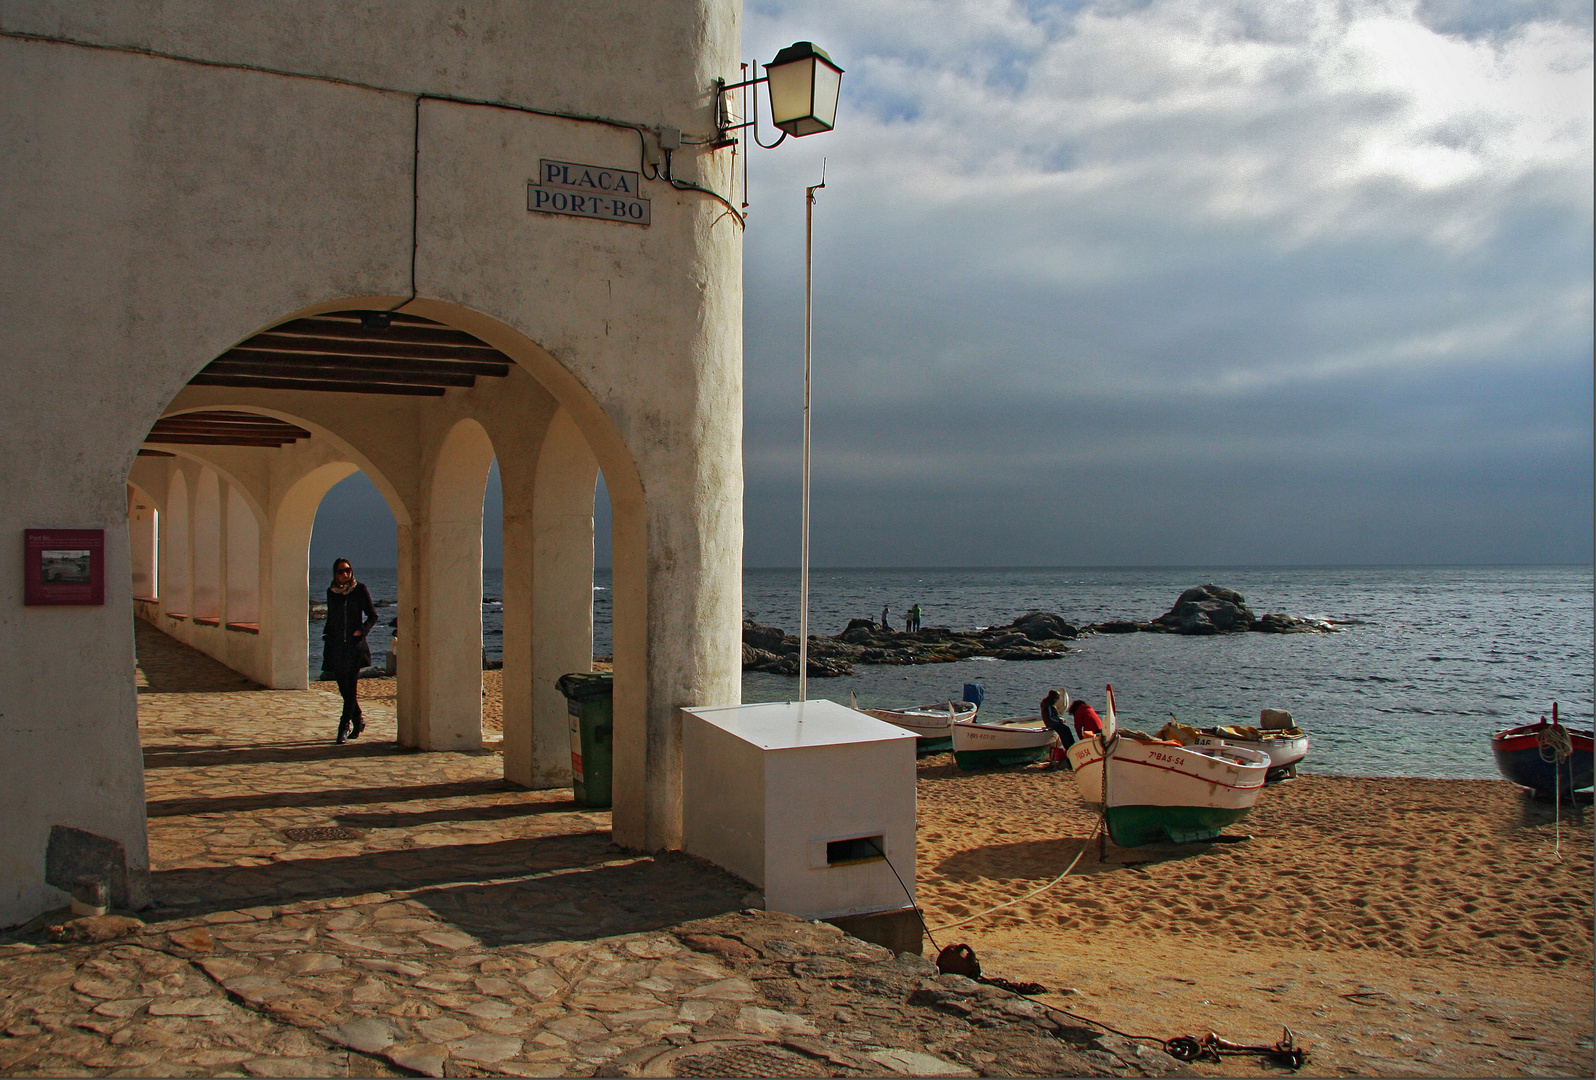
xmin=764 ymin=42 xmax=844 ymax=137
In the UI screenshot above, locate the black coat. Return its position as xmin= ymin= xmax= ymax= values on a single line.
xmin=322 ymin=582 xmax=378 ymax=674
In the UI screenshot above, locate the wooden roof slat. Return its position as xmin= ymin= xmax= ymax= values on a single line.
xmin=145 ymin=434 xmax=294 ymax=446
xmin=216 ymin=349 xmax=509 ymax=378
xmin=203 ymin=360 xmax=476 ymax=388
xmin=187 ymin=373 xmax=447 ymax=396
xmin=149 ymin=423 xmax=312 ymax=439
xmin=259 ymin=317 xmax=486 ymax=349
xmin=239 ymin=334 xmax=509 ymax=364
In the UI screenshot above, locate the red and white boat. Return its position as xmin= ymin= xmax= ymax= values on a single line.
xmin=1066 ymin=685 xmax=1270 ymax=847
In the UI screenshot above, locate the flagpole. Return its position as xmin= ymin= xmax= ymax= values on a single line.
xmin=799 ymin=166 xmax=825 ymax=703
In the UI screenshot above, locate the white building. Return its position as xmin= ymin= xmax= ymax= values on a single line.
xmin=0 ymin=2 xmax=747 ymax=927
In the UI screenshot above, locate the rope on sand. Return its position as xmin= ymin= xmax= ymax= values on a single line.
xmin=928 ymin=811 xmax=1105 ymax=934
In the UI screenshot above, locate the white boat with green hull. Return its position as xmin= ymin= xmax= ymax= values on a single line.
xmin=863 ymin=700 xmax=976 ymax=753
xmin=953 ymin=716 xmax=1057 ymax=770
xmin=1066 ymin=686 xmax=1270 ymax=847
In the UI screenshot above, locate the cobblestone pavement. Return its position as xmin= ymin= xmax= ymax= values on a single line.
xmin=0 ymin=623 xmax=1178 ymax=1077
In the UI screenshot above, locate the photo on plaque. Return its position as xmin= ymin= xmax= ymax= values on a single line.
xmin=40 ymin=549 xmax=93 ymax=584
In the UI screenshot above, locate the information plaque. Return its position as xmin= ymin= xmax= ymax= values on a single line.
xmin=24 ymin=528 xmax=105 ymax=606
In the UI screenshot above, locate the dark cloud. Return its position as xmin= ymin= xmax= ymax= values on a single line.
xmin=740 ymin=0 xmax=1593 ymax=566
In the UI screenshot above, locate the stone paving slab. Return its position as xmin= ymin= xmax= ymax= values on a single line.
xmin=0 ymin=623 xmax=1177 ymax=1077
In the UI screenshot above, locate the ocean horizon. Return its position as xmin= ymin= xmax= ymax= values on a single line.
xmin=316 ymin=563 xmax=1593 ymax=784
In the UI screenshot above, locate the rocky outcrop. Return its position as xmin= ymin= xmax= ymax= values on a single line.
xmin=1082 ymin=585 xmax=1332 ymax=636
xmin=741 ymin=615 xmax=1073 ymax=674
xmin=1009 ymin=611 xmax=1079 ymax=641
xmin=739 ymin=588 xmax=1328 ymax=674
xmin=1151 ymin=584 xmax=1256 ymax=635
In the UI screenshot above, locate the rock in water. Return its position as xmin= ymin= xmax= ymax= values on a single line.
xmin=1008 ymin=612 xmax=1079 ymax=641
xmin=1153 ymin=584 xmax=1257 ymax=635
xmin=742 ymin=619 xmax=788 ymax=652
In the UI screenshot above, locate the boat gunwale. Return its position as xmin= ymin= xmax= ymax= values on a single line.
xmin=1070 ymin=742 xmax=1268 ymax=793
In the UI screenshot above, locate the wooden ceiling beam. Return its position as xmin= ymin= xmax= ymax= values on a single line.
xmin=203 ymin=360 xmax=475 ymax=388
xmin=216 ymin=349 xmax=508 ymax=377
xmin=148 ymin=424 xmax=310 ymax=439
xmin=187 ymin=373 xmax=447 ymax=396
xmin=239 ymin=334 xmax=509 ymax=364
xmin=144 ymin=434 xmax=293 ymax=447
xmin=262 ymin=317 xmax=485 ymax=349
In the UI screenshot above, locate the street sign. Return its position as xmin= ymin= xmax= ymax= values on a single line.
xmin=529 ymin=159 xmax=651 ymax=226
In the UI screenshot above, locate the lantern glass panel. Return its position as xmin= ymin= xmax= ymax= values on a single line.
xmin=810 ymin=60 xmax=842 ymax=130
xmin=766 ymin=57 xmax=814 ymax=129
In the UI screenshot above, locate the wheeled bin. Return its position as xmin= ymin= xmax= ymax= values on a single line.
xmin=556 ymin=672 xmax=613 ymax=807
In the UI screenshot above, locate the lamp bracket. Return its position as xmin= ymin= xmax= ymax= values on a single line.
xmin=719 ymin=74 xmax=768 ymax=93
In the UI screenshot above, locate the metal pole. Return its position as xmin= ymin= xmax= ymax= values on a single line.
xmin=798 ymin=170 xmax=824 ymax=702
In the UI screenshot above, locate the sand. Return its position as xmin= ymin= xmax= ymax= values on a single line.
xmin=319 ymin=675 xmax=1593 ymax=1076
xmin=913 ymin=755 xmax=1593 ymax=1077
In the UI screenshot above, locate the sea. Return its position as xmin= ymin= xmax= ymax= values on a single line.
xmin=311 ymin=565 xmax=1592 ymax=782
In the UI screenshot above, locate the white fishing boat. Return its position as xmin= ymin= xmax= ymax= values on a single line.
xmin=863 ymin=700 xmax=977 ymax=752
xmin=1191 ymin=730 xmax=1309 ymax=780
xmin=1163 ymin=711 xmax=1311 ymax=782
xmin=953 ymin=716 xmax=1057 ymax=770
xmin=1066 ymin=686 xmax=1270 ymax=847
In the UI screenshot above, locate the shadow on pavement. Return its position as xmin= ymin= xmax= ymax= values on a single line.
xmin=142 ymin=740 xmax=411 ymax=769
xmin=409 ymin=852 xmax=751 ymax=947
xmin=135 ymin=619 xmax=266 ymax=694
xmin=150 ymin=836 xmax=750 ymax=943
xmin=146 ymin=778 xmax=516 ymax=817
xmin=335 ymin=800 xmax=584 ymax=830
xmin=151 ymin=832 xmax=615 ymax=914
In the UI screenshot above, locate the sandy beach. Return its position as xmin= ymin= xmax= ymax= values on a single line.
xmin=322 ymin=675 xmax=1594 ymax=1076
xmin=912 ymin=757 xmax=1593 ymax=1078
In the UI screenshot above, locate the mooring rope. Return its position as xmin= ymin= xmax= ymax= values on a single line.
xmin=928 ymin=807 xmax=1106 ymax=934
xmin=1538 ymin=719 xmax=1574 ymax=861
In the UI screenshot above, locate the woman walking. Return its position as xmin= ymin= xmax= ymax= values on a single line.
xmin=322 ymin=558 xmax=378 ymax=743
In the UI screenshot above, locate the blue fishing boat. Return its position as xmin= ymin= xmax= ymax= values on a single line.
xmin=1491 ymin=705 xmax=1593 ymax=800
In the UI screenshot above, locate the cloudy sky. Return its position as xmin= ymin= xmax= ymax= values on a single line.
xmin=315 ymin=0 xmax=1592 ymax=570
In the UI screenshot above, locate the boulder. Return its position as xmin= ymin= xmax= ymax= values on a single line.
xmin=1152 ymin=584 xmax=1257 ymax=635
xmin=1008 ymin=612 xmax=1079 ymax=641
xmin=742 ymin=619 xmax=787 ymax=651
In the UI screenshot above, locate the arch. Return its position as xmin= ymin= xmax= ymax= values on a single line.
xmin=162 ymin=472 xmax=191 ymax=616
xmin=267 ymin=461 xmax=360 ymax=688
xmin=155 ymin=404 xmax=411 ymax=531
xmin=392 ymin=300 xmax=659 ymax=849
xmin=191 ymin=468 xmax=222 ymax=621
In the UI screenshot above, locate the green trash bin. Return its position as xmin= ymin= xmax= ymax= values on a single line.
xmin=556 ymin=672 xmax=613 ymax=808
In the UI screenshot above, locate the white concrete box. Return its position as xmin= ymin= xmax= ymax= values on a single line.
xmin=680 ymin=700 xmax=917 ymax=921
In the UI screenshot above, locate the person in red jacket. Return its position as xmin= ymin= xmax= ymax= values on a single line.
xmin=1066 ymin=699 xmax=1104 ymax=738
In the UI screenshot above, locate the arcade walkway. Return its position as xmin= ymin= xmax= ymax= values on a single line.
xmin=0 ymin=626 xmax=1123 ymax=1078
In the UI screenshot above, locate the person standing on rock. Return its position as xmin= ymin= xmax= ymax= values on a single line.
xmin=881 ymin=604 xmax=891 ymax=632
xmin=908 ymin=604 xmax=922 ymax=632
xmin=322 ymin=558 xmax=378 ymax=744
